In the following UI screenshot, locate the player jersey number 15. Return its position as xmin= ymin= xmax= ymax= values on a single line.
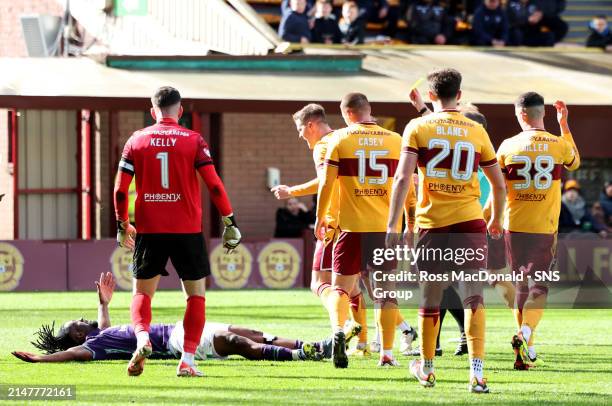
xmin=354 ymin=149 xmax=389 ymax=185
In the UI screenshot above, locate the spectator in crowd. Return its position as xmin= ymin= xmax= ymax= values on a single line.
xmin=311 ymin=0 xmax=343 ymax=43
xmin=471 ymin=0 xmax=509 ymax=46
xmin=586 ymin=15 xmax=612 ymax=49
xmin=274 ymin=197 xmax=314 ymax=238
xmin=279 ymin=0 xmax=312 ymax=43
xmin=405 ymin=0 xmax=454 ymax=44
xmin=506 ymin=0 xmax=531 ymax=45
xmin=528 ymin=0 xmax=568 ymax=44
xmin=599 ymin=181 xmax=612 ymax=222
xmin=447 ymin=0 xmax=480 ymax=17
xmin=340 ymin=1 xmax=366 ymax=44
xmin=356 ymin=0 xmax=401 ymax=38
xmin=357 ymin=0 xmax=389 ymax=21
xmin=560 ymin=180 xmax=608 ymax=237
xmin=591 ymin=202 xmax=612 ymax=237
xmin=282 ymin=0 xmax=316 ymax=15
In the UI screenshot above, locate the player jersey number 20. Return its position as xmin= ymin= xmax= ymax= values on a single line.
xmin=425 ymin=139 xmax=474 ymax=181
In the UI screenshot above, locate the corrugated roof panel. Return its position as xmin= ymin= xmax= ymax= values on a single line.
xmin=67 ymin=0 xmax=277 ymax=55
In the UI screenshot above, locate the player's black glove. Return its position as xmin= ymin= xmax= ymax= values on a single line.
xmin=222 ymin=214 xmax=241 ymax=252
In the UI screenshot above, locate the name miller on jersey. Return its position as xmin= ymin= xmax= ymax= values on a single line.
xmin=522 ymin=143 xmax=549 ymax=152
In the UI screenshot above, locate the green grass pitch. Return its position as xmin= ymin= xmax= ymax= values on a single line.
xmin=0 ymin=289 xmax=610 ymax=405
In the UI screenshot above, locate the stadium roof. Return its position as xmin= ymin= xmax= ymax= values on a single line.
xmin=0 ymin=48 xmax=611 ymax=111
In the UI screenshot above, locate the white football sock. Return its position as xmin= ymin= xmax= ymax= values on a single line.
xmin=356 ymin=342 xmax=367 ymax=350
xmin=470 ymin=357 xmax=484 ymax=380
xmin=383 ymin=349 xmax=393 ymax=359
xmin=136 ymin=331 xmax=150 ymax=348
xmin=398 ymin=320 xmax=411 ymax=333
xmin=528 ymin=346 xmax=536 ymax=359
xmin=521 ymin=325 xmax=532 ymax=343
xmin=181 ymin=352 xmax=195 ymax=366
xmin=422 ymin=359 xmax=434 ymax=375
xmin=291 ymin=350 xmax=301 ymax=361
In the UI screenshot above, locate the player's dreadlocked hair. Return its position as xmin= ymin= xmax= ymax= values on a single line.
xmin=31 ymin=321 xmax=76 ymax=354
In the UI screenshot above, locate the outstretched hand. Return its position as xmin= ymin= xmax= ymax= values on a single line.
xmin=95 ymin=272 xmax=115 ymax=305
xmin=12 ymin=351 xmax=40 ymax=363
xmin=271 ymin=185 xmax=292 ymax=200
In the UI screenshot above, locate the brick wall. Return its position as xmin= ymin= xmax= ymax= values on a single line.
xmin=0 ymin=109 xmax=13 ymax=239
xmin=221 ymin=113 xmax=345 ymax=239
xmin=117 ymin=111 xmax=145 ymax=147
xmin=0 ymin=0 xmax=65 ymax=57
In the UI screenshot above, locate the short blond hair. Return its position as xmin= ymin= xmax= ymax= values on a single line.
xmin=293 ymin=103 xmax=327 ymax=124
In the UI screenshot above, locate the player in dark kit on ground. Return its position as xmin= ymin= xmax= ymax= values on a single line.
xmin=113 ymin=86 xmax=242 ymax=378
xmin=12 ymin=273 xmax=329 ymax=364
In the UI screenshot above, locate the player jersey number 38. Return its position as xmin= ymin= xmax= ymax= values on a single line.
xmin=497 ymin=129 xmax=578 ymax=234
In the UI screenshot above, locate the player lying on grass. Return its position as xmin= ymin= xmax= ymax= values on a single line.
xmin=11 ymin=273 xmax=329 ymax=364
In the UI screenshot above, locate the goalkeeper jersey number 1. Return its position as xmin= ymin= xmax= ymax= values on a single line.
xmin=118 ymin=117 xmax=213 ymax=234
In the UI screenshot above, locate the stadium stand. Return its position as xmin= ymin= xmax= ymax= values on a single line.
xmin=247 ymin=0 xmax=612 ymax=46
xmin=563 ymin=0 xmax=612 ymax=44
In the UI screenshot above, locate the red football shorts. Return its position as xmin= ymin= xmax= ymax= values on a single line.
xmin=312 ymin=239 xmax=333 ymax=272
xmin=504 ymin=230 xmax=556 ymax=276
xmin=332 ymin=232 xmax=395 ymax=276
xmin=487 ymin=233 xmax=507 ymax=270
xmin=416 ymin=219 xmax=488 ymax=274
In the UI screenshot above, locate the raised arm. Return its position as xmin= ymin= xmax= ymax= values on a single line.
xmin=555 ymin=100 xmax=580 ymax=171
xmin=409 ymin=88 xmax=432 ymax=116
xmin=95 ymin=272 xmax=115 ymax=330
